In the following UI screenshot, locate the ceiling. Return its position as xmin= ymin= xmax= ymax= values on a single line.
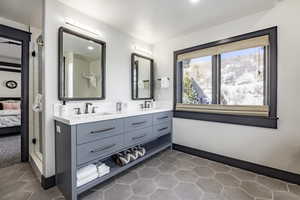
xmin=0 ymin=0 xmax=43 ymax=28
xmin=59 ymin=0 xmax=278 ymax=44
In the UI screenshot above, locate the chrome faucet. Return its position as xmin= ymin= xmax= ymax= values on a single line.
xmin=116 ymin=102 xmax=122 ymax=112
xmin=85 ymin=103 xmax=93 ymax=114
xmin=92 ymin=106 xmax=98 ymax=114
xmin=144 ymin=101 xmax=152 ymax=109
xmin=74 ymin=108 xmax=81 ymax=115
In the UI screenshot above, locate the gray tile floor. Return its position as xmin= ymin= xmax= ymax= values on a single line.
xmin=1 ymin=149 xmax=300 ymax=200
xmin=0 ymin=163 xmax=63 ymax=200
xmin=0 ymin=135 xmax=21 ymax=168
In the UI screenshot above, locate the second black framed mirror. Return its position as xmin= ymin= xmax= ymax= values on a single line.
xmin=131 ymin=53 xmax=154 ymax=100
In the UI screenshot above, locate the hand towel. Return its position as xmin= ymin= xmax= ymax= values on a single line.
xmin=89 ymin=75 xmax=97 ymax=88
xmin=138 ymin=80 xmax=145 ymax=89
xmin=77 ymin=164 xmax=98 ymax=180
xmin=161 ymin=77 xmax=170 ymax=89
xmin=99 ymin=169 xmax=110 ymax=177
xmin=97 ymin=163 xmax=108 ymax=170
xmin=77 ymin=173 xmax=98 ymax=187
xmin=32 ymin=93 xmax=43 ymax=112
xmin=97 ymin=163 xmax=110 ymax=177
xmin=98 ymin=166 xmax=110 ymax=177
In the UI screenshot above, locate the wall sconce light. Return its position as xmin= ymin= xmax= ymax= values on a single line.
xmin=133 ymin=45 xmax=153 ymax=56
xmin=65 ymin=18 xmax=101 ymax=36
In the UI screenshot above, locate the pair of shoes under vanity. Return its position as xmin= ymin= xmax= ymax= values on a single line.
xmin=112 ymin=146 xmax=146 ymax=166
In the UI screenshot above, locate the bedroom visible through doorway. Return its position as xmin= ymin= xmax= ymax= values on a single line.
xmin=0 ymin=37 xmax=22 ymax=168
xmin=0 ymin=24 xmax=32 ymax=168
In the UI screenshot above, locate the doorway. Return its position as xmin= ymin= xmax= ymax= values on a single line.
xmin=0 ymin=24 xmax=31 ymax=166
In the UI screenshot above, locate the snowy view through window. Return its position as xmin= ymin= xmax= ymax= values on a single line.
xmin=182 ymin=47 xmax=265 ymax=105
xmin=182 ymin=56 xmax=212 ymax=104
xmin=221 ymin=47 xmax=264 ymax=105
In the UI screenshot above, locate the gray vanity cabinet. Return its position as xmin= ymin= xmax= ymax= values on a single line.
xmin=55 ymin=111 xmax=172 ymax=200
xmin=125 ymin=127 xmax=153 ymax=146
xmin=124 ymin=114 xmax=153 ymax=131
xmin=77 ymin=134 xmax=124 ymax=165
xmin=153 ymin=111 xmax=172 ymax=124
xmin=76 ymin=119 xmax=124 ymax=145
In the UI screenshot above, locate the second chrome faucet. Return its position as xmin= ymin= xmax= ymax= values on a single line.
xmin=85 ymin=102 xmax=93 ymax=114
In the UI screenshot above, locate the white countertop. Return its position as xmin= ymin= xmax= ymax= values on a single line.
xmin=54 ymin=108 xmax=173 ymax=125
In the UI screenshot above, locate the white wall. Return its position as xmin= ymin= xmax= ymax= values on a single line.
xmin=43 ymin=0 xmax=152 ymax=177
xmin=0 ymin=17 xmax=29 ymax=32
xmin=154 ymin=0 xmax=300 ymax=174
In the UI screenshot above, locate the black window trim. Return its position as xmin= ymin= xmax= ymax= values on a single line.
xmin=173 ymin=27 xmax=278 ymax=129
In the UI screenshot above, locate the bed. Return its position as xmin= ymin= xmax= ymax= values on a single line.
xmin=0 ymin=100 xmax=21 ymax=136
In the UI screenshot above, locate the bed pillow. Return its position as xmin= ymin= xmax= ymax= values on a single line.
xmin=2 ymin=102 xmax=20 ymax=110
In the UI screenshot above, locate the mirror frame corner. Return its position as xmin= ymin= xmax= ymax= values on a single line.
xmin=58 ymin=26 xmax=106 ymax=101
xmin=131 ymin=53 xmax=154 ymax=100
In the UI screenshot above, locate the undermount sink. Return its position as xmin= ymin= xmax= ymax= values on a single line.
xmin=95 ymin=112 xmax=114 ymax=116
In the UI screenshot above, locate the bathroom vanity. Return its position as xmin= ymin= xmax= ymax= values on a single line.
xmin=55 ymin=25 xmax=170 ymax=200
xmin=54 ymin=109 xmax=172 ymax=200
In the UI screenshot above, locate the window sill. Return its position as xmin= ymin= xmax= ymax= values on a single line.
xmin=174 ymin=111 xmax=278 ymax=129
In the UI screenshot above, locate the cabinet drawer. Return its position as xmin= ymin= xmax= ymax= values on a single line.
xmin=153 ymin=111 xmax=172 ymax=125
xmin=153 ymin=121 xmax=172 ymax=138
xmin=124 ymin=114 xmax=152 ymax=132
xmin=125 ymin=127 xmax=153 ymax=147
xmin=77 ymin=119 xmax=124 ymax=145
xmin=77 ymin=134 xmax=124 ymax=165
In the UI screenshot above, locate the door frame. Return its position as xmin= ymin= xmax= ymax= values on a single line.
xmin=0 ymin=24 xmax=31 ymax=162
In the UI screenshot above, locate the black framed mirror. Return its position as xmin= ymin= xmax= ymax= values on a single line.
xmin=58 ymin=27 xmax=106 ymax=101
xmin=131 ymin=53 xmax=154 ymax=100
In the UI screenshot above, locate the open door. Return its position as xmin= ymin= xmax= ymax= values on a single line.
xmin=0 ymin=24 xmax=31 ymax=164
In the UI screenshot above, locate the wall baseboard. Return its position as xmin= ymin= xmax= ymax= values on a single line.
xmin=173 ymin=143 xmax=300 ymax=185
xmin=41 ymin=175 xmax=56 ymax=189
xmin=29 ymin=156 xmax=42 ymax=182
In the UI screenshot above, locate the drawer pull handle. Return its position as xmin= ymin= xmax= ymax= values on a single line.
xmin=158 ymin=116 xmax=168 ymax=120
xmin=132 ymin=121 xmax=147 ymax=126
xmin=132 ymin=134 xmax=147 ymax=140
xmin=90 ymin=144 xmax=116 ymax=153
xmin=90 ymin=127 xmax=115 ymax=134
xmin=158 ymin=127 xmax=168 ymax=132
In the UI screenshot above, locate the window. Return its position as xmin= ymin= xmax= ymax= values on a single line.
xmin=174 ymin=27 xmax=278 ymax=128
xmin=182 ymin=56 xmax=213 ymax=104
xmin=221 ymin=47 xmax=265 ymax=106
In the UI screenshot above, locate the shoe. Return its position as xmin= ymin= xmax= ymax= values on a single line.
xmin=136 ymin=146 xmax=146 ymax=157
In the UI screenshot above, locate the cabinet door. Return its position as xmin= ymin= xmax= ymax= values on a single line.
xmin=77 ymin=134 xmax=124 ymax=165
xmin=124 ymin=127 xmax=153 ymax=147
xmin=153 ymin=111 xmax=172 ymax=125
xmin=77 ymin=119 xmax=124 ymax=145
xmin=153 ymin=121 xmax=172 ymax=138
xmin=124 ymin=114 xmax=153 ymax=132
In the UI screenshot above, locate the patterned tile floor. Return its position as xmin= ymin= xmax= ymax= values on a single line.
xmin=0 ymin=163 xmax=63 ymax=200
xmin=0 ymin=135 xmax=21 ymax=168
xmin=1 ymin=149 xmax=300 ymax=200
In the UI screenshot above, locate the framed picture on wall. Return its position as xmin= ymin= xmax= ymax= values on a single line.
xmin=5 ymin=80 xmax=18 ymax=89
